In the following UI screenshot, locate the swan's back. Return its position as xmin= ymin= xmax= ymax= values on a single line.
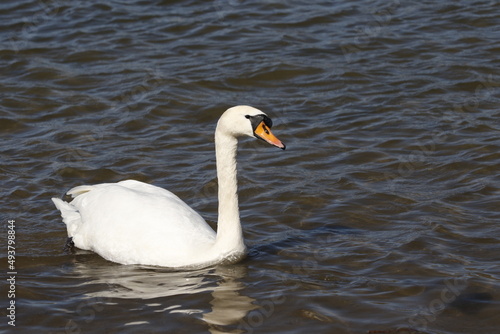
xmin=52 ymin=180 xmax=216 ymax=267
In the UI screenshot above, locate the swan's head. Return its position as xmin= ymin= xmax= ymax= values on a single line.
xmin=217 ymin=105 xmax=286 ymax=150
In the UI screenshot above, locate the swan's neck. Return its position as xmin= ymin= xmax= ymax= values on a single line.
xmin=213 ymin=130 xmax=245 ymax=255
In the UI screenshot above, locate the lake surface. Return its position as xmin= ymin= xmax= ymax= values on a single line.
xmin=1 ymin=0 xmax=499 ymax=333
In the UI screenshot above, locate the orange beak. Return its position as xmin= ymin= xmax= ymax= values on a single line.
xmin=254 ymin=121 xmax=286 ymax=150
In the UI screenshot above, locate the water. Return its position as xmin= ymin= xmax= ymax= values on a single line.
xmin=1 ymin=0 xmax=499 ymax=333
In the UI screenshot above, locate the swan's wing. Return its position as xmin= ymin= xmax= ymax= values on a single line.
xmin=53 ymin=180 xmax=216 ymax=266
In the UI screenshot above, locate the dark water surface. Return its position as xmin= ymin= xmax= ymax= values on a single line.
xmin=1 ymin=0 xmax=499 ymax=333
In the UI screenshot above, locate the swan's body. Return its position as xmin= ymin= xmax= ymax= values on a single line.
xmin=52 ymin=106 xmax=285 ymax=268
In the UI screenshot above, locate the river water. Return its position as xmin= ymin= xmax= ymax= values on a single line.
xmin=1 ymin=0 xmax=499 ymax=333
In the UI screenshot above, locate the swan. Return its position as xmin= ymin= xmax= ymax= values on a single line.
xmin=52 ymin=105 xmax=285 ymax=268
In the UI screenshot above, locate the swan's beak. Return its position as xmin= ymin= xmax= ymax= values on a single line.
xmin=254 ymin=121 xmax=286 ymax=150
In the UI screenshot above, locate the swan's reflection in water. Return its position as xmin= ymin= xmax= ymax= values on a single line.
xmin=71 ymin=260 xmax=257 ymax=332
xmin=202 ymin=266 xmax=258 ymax=332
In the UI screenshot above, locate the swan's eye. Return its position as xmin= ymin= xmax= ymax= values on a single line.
xmin=245 ymin=115 xmax=251 ymax=119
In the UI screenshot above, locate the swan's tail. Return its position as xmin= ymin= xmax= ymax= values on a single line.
xmin=51 ymin=197 xmax=82 ymax=237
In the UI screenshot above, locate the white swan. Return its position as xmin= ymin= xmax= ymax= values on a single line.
xmin=52 ymin=105 xmax=285 ymax=268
